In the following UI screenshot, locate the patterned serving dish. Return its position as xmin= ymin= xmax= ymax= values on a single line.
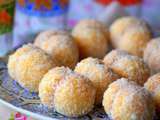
xmin=0 ymin=59 xmax=109 ymax=120
xmin=0 ymin=54 xmax=159 ymax=120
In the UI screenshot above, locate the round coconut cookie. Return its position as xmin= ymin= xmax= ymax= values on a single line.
xmin=8 ymin=44 xmax=55 ymax=92
xmin=144 ymin=37 xmax=160 ymax=73
xmin=39 ymin=67 xmax=96 ymax=117
xmin=72 ymin=19 xmax=109 ymax=59
xmin=34 ymin=30 xmax=79 ymax=69
xmin=103 ymin=49 xmax=150 ymax=85
xmin=75 ymin=57 xmax=119 ymax=105
xmin=54 ymin=72 xmax=96 ymax=117
xmin=34 ymin=30 xmax=67 ymax=47
xmin=103 ymin=49 xmax=129 ymax=66
xmin=118 ymin=25 xmax=151 ymax=57
xmin=39 ymin=67 xmax=72 ymax=107
xmin=144 ymin=73 xmax=160 ymax=113
xmin=103 ymin=78 xmax=155 ymax=120
xmin=110 ymin=16 xmax=151 ymax=50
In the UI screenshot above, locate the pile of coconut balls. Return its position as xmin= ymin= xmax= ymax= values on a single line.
xmin=8 ymin=16 xmax=160 ymax=119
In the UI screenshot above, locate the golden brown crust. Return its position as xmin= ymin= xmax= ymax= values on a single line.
xmin=74 ymin=57 xmax=119 ymax=105
xmin=103 ymin=78 xmax=155 ymax=120
xmin=8 ymin=44 xmax=55 ymax=92
xmin=72 ymin=19 xmax=109 ymax=59
xmin=103 ymin=50 xmax=150 ymax=85
xmin=34 ymin=30 xmax=79 ymax=69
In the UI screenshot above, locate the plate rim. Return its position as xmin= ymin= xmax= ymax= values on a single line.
xmin=0 ymin=98 xmax=58 ymax=120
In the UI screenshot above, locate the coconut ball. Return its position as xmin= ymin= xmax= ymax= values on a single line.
xmin=72 ymin=19 xmax=109 ymax=59
xmin=118 ymin=26 xmax=151 ymax=57
xmin=34 ymin=30 xmax=65 ymax=46
xmin=103 ymin=49 xmax=129 ymax=66
xmin=110 ymin=16 xmax=151 ymax=50
xmin=34 ymin=30 xmax=79 ymax=69
xmin=103 ymin=78 xmax=155 ymax=120
xmin=74 ymin=57 xmax=119 ymax=105
xmin=103 ymin=50 xmax=150 ymax=85
xmin=8 ymin=44 xmax=55 ymax=92
xmin=144 ymin=38 xmax=160 ymax=73
xmin=54 ymin=72 xmax=96 ymax=117
xmin=144 ymin=73 xmax=160 ymax=113
xmin=39 ymin=67 xmax=72 ymax=107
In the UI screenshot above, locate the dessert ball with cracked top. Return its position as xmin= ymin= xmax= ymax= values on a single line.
xmin=144 ymin=38 xmax=160 ymax=73
xmin=54 ymin=72 xmax=96 ymax=117
xmin=144 ymin=73 xmax=160 ymax=113
xmin=103 ymin=78 xmax=155 ymax=120
xmin=72 ymin=19 xmax=109 ymax=59
xmin=34 ymin=30 xmax=79 ymax=69
xmin=110 ymin=16 xmax=151 ymax=51
xmin=39 ymin=67 xmax=72 ymax=107
xmin=103 ymin=50 xmax=150 ymax=85
xmin=8 ymin=44 xmax=55 ymax=92
xmin=74 ymin=57 xmax=119 ymax=105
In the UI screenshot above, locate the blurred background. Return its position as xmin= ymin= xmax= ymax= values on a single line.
xmin=0 ymin=0 xmax=160 ymax=56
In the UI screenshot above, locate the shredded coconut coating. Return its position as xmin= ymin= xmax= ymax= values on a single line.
xmin=103 ymin=50 xmax=150 ymax=85
xmin=110 ymin=16 xmax=151 ymax=49
xmin=103 ymin=49 xmax=129 ymax=66
xmin=74 ymin=57 xmax=119 ymax=105
xmin=72 ymin=19 xmax=109 ymax=59
xmin=34 ymin=30 xmax=66 ymax=47
xmin=143 ymin=38 xmax=160 ymax=73
xmin=34 ymin=30 xmax=79 ymax=69
xmin=39 ymin=67 xmax=72 ymax=107
xmin=144 ymin=73 xmax=160 ymax=113
xmin=8 ymin=44 xmax=55 ymax=92
xmin=118 ymin=26 xmax=151 ymax=57
xmin=54 ymin=72 xmax=96 ymax=117
xmin=103 ymin=78 xmax=155 ymax=120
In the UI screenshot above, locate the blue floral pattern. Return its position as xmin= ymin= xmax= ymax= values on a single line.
xmin=0 ymin=61 xmax=109 ymax=120
xmin=16 ymin=0 xmax=68 ymax=17
xmin=0 ymin=61 xmax=159 ymax=120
